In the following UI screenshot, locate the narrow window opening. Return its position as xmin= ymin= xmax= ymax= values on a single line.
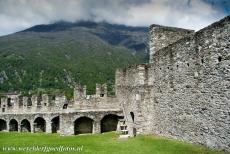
xmin=218 ymin=56 xmax=222 ymax=62
xmin=201 ymin=58 xmax=204 ymax=64
xmin=176 ymin=65 xmax=179 ymax=69
xmin=187 ymin=63 xmax=190 ymax=67
xmin=63 ymin=104 xmax=68 ymax=109
xmin=7 ymin=98 xmax=12 ymax=107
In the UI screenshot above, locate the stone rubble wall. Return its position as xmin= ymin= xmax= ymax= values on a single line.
xmin=0 ymin=94 xmax=67 ymax=114
xmin=116 ymin=16 xmax=230 ymax=151
xmin=149 ymin=24 xmax=194 ymax=63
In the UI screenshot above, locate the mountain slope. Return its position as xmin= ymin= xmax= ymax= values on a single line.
xmin=0 ymin=21 xmax=148 ymax=96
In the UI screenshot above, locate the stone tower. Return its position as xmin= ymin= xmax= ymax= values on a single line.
xmin=149 ymin=24 xmax=194 ymax=63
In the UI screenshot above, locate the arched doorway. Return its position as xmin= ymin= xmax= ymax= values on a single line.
xmin=51 ymin=116 xmax=59 ymax=133
xmin=21 ymin=119 xmax=31 ymax=132
xmin=130 ymin=112 xmax=136 ymax=136
xmin=101 ymin=114 xmax=119 ymax=133
xmin=130 ymin=112 xmax=134 ymax=122
xmin=74 ymin=117 xmax=93 ymax=135
xmin=34 ymin=117 xmax=46 ymax=132
xmin=9 ymin=119 xmax=18 ymax=131
xmin=0 ymin=119 xmax=7 ymax=131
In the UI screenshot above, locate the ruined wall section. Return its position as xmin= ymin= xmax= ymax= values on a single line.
xmin=0 ymin=94 xmax=67 ymax=114
xmin=149 ymin=24 xmax=194 ymax=63
xmin=73 ymin=84 xmax=121 ymax=110
xmin=116 ymin=16 xmax=230 ymax=150
xmin=115 ymin=64 xmax=152 ymax=135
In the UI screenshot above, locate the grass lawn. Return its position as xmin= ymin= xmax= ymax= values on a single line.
xmin=0 ymin=132 xmax=229 ymax=154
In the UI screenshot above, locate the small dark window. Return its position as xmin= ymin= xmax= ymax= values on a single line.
xmin=2 ymin=108 xmax=5 ymax=112
xmin=218 ymin=56 xmax=222 ymax=62
xmin=7 ymin=98 xmax=12 ymax=107
xmin=37 ymin=94 xmax=42 ymax=106
xmin=44 ymin=103 xmax=47 ymax=106
xmin=167 ymin=67 xmax=170 ymax=69
xmin=27 ymin=97 xmax=32 ymax=107
xmin=19 ymin=96 xmax=23 ymax=106
xmin=201 ymin=58 xmax=204 ymax=64
xmin=63 ymin=104 xmax=68 ymax=109
xmin=187 ymin=63 xmax=190 ymax=67
xmin=176 ymin=65 xmax=179 ymax=69
xmin=100 ymin=94 xmax=104 ymax=97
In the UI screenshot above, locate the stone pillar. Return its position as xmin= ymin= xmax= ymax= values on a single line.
xmin=31 ymin=121 xmax=35 ymax=133
xmin=18 ymin=123 xmax=21 ymax=132
xmin=96 ymin=84 xmax=101 ymax=97
xmin=45 ymin=120 xmax=52 ymax=133
xmin=93 ymin=120 xmax=101 ymax=134
xmin=6 ymin=121 xmax=9 ymax=132
xmin=74 ymin=85 xmax=87 ymax=100
xmin=59 ymin=114 xmax=74 ymax=135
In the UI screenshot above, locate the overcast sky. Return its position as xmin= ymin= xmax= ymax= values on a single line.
xmin=0 ymin=0 xmax=229 ymax=36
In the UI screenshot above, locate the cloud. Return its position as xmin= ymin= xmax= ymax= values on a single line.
xmin=0 ymin=0 xmax=228 ymax=36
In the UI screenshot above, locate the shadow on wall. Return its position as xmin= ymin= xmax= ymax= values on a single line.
xmin=34 ymin=117 xmax=46 ymax=133
xmin=21 ymin=119 xmax=31 ymax=132
xmin=74 ymin=117 xmax=93 ymax=135
xmin=9 ymin=119 xmax=18 ymax=131
xmin=51 ymin=116 xmax=60 ymax=133
xmin=101 ymin=114 xmax=119 ymax=133
xmin=0 ymin=119 xmax=6 ymax=131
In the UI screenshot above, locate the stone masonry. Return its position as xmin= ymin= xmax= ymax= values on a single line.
xmin=0 ymin=16 xmax=229 ymax=151
xmin=0 ymin=84 xmax=123 ymax=135
xmin=116 ymin=16 xmax=230 ymax=151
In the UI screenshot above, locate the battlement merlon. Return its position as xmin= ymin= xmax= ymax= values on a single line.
xmin=149 ymin=24 xmax=194 ymax=63
xmin=74 ymin=83 xmax=109 ymax=100
xmin=74 ymin=85 xmax=87 ymax=100
xmin=96 ymin=83 xmax=107 ymax=98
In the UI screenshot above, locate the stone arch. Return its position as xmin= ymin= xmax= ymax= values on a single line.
xmin=51 ymin=116 xmax=59 ymax=133
xmin=101 ymin=114 xmax=119 ymax=133
xmin=74 ymin=117 xmax=93 ymax=135
xmin=21 ymin=119 xmax=31 ymax=132
xmin=9 ymin=119 xmax=18 ymax=131
xmin=130 ymin=112 xmax=135 ymax=122
xmin=0 ymin=119 xmax=7 ymax=131
xmin=34 ymin=117 xmax=46 ymax=132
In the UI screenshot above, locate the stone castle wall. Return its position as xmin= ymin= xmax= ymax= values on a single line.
xmin=0 ymin=84 xmax=123 ymax=135
xmin=149 ymin=24 xmax=194 ymax=63
xmin=116 ymin=16 xmax=230 ymax=151
xmin=0 ymin=94 xmax=66 ymax=114
xmin=0 ymin=15 xmax=229 ymax=151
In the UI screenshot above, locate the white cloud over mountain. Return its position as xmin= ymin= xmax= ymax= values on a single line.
xmin=0 ymin=0 xmax=228 ymax=36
